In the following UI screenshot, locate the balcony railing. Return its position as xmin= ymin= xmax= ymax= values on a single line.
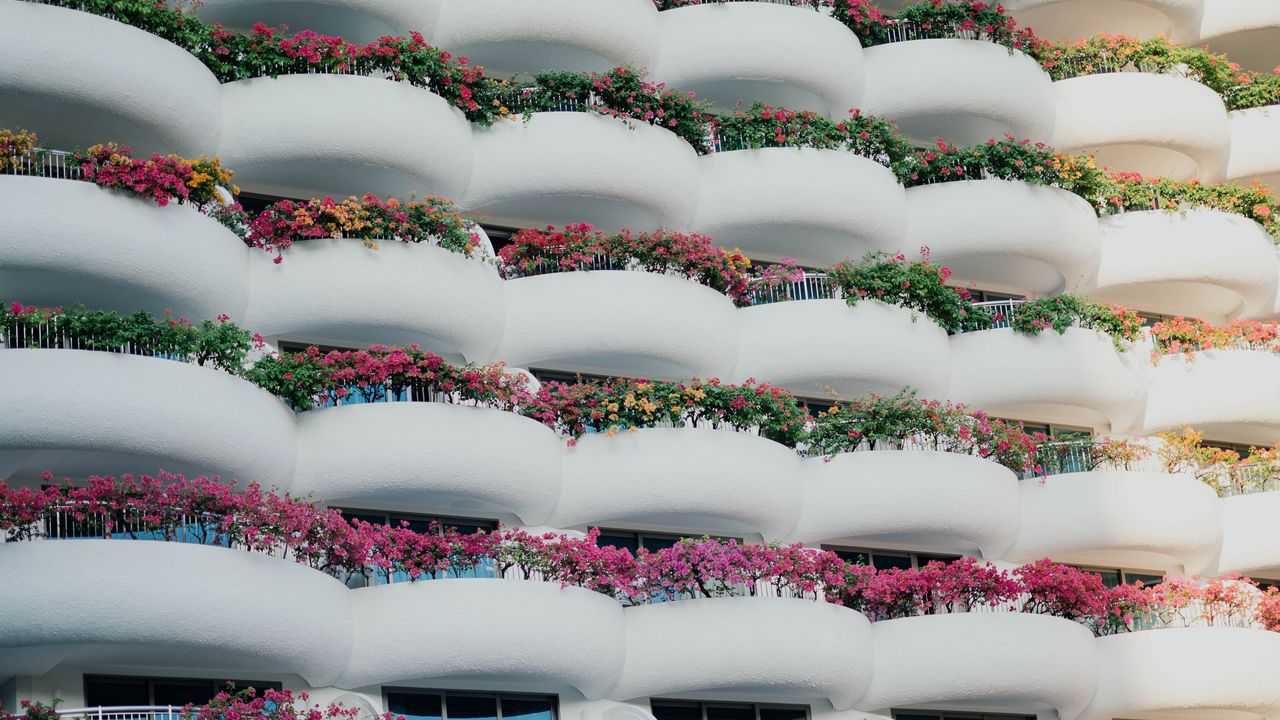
xmin=970 ymin=299 xmax=1025 ymax=329
xmin=58 ymin=707 xmax=187 ymax=720
xmin=491 ymin=84 xmax=597 ymax=115
xmin=1 ymin=316 xmax=201 ymax=365
xmin=2 ymin=147 xmax=82 ymax=180
xmin=878 ymin=19 xmax=994 ymax=44
xmin=656 ymin=0 xmax=824 ymax=8
xmin=749 ymin=272 xmax=838 ymax=305
xmin=31 ymin=503 xmax=229 ymax=545
xmin=1026 ymin=440 xmax=1280 ymax=497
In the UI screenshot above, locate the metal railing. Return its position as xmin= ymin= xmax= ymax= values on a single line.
xmin=1051 ymin=56 xmax=1189 ymax=82
xmin=513 ymin=253 xmax=623 ymax=276
xmin=749 ymin=272 xmax=838 ymax=305
xmin=31 ymin=504 xmax=228 ymax=545
xmin=1 ymin=317 xmax=197 ymax=364
xmin=879 ymin=20 xmax=989 ymax=44
xmin=58 ymin=707 xmax=187 ymax=720
xmin=657 ymin=0 xmax=824 ymax=8
xmin=2 ymin=148 xmax=82 ymax=179
xmin=970 ymin=299 xmax=1025 ymax=329
xmin=491 ymin=85 xmax=596 ymax=114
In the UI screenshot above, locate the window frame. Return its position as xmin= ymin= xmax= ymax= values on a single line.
xmin=335 ymin=507 xmax=498 ymax=535
xmin=821 ymin=545 xmax=962 ymax=571
xmin=383 ymin=688 xmax=559 ymax=720
xmin=83 ymin=674 xmax=282 ymax=708
xmin=650 ymin=699 xmax=809 ymax=720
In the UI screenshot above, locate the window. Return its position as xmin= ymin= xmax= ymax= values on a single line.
xmin=596 ymin=529 xmax=740 ymax=554
xmin=386 ymin=690 xmax=555 ymax=720
xmin=480 ymin=224 xmax=521 ymax=255
xmin=823 ymin=547 xmax=961 ymax=570
xmin=85 ymin=676 xmax=281 ymax=708
xmin=895 ymin=712 xmax=1032 ymax=720
xmin=1138 ymin=311 xmax=1173 ymax=328
xmin=337 ymin=508 xmax=497 ymax=536
xmin=277 ymin=341 xmax=360 ymax=355
xmin=961 ymin=289 xmax=1025 ymax=303
xmin=1075 ymin=566 xmax=1165 ymax=588
xmin=236 ymin=191 xmax=298 ymax=215
xmin=651 ymin=701 xmax=807 ymax=720
xmin=529 ymin=368 xmax=616 ymax=385
xmin=796 ymin=397 xmax=835 ymax=418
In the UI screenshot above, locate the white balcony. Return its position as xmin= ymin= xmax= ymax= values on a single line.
xmin=1006 ymin=0 xmax=1204 ymax=42
xmin=861 ymin=39 xmax=1055 ymax=145
xmin=548 ymin=428 xmax=804 ymax=540
xmin=1226 ymin=105 xmax=1280 ymax=191
xmin=1218 ymin=491 xmax=1280 ymax=576
xmin=291 ymin=402 xmax=564 ymax=526
xmin=651 ymin=3 xmax=864 ymax=118
xmin=197 ymin=0 xmax=439 ymax=44
xmin=1196 ymin=0 xmax=1280 ymax=72
xmin=1051 ymin=72 xmax=1230 ymax=181
xmin=788 ymin=450 xmax=1020 ymax=558
xmin=1142 ymin=349 xmax=1280 ymax=446
xmin=610 ymin=598 xmax=873 ymax=708
xmin=904 ymin=179 xmax=1100 ymax=295
xmin=217 ymin=75 xmax=475 ymax=199
xmin=0 ymin=176 xmax=251 ymax=321
xmin=245 ymin=240 xmax=504 ymax=360
xmin=690 ymin=148 xmax=907 ymax=267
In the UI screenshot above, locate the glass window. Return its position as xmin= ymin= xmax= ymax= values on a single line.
xmin=85 ymin=677 xmax=279 ymax=708
xmin=447 ymin=696 xmax=498 ymax=720
xmin=388 ymin=693 xmax=443 ymax=720
xmin=596 ymin=529 xmax=737 ymax=554
xmin=758 ymin=709 xmax=807 ymax=720
xmin=831 ymin=549 xmax=871 ymax=566
xmin=501 ymin=698 xmax=553 ymax=720
xmin=824 ymin=547 xmax=960 ymax=570
xmin=596 ymin=532 xmax=640 ymax=553
xmin=85 ymin=678 xmax=148 ymax=708
xmin=153 ymin=681 xmax=218 ymax=707
xmin=651 ymin=704 xmax=702 ymax=720
xmin=705 ymin=707 xmax=754 ymax=720
xmin=1124 ymin=572 xmax=1165 ymax=587
xmin=335 ymin=508 xmax=497 ymax=535
xmin=873 ymin=553 xmax=914 ymax=571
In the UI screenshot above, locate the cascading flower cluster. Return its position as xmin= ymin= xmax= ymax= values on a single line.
xmin=903 ymin=136 xmax=1112 ymax=199
xmin=1007 ymin=295 xmax=1144 ymax=350
xmin=1150 ymin=317 xmax=1280 ymax=358
xmin=829 ymin=251 xmax=991 ymax=334
xmin=245 ymin=194 xmax=478 ymax=262
xmin=1101 ymin=172 xmax=1280 ymax=240
xmin=806 ymin=388 xmax=1043 ymax=472
xmin=9 ymin=474 xmax=1278 ymax=635
xmin=497 ymin=223 xmax=760 ymax=306
xmin=0 ymin=128 xmax=39 ymax=172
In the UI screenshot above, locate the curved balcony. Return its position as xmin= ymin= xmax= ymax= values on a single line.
xmin=0 ymin=541 xmax=350 ymax=683
xmin=1003 ymin=471 xmax=1222 ymax=575
xmin=947 ymin=328 xmax=1146 ymax=432
xmin=857 ymin=613 xmax=1098 ymax=718
xmin=462 ymin=113 xmax=699 ymax=230
xmin=0 ymin=0 xmax=222 ymax=156
xmin=1197 ymin=0 xmax=1280 ymax=72
xmin=341 ymin=579 xmax=626 ymax=696
xmin=651 ymin=3 xmax=864 ymax=118
xmin=1080 ymin=628 xmax=1280 ymax=720
xmin=431 ymin=0 xmax=657 ymax=75
xmin=217 ymin=75 xmax=475 ymax=199
xmin=1084 ymin=208 xmax=1278 ymax=322
xmin=0 ymin=351 xmax=297 ymax=485
xmin=1005 ymin=0 xmax=1204 ymax=41
xmin=689 ymin=149 xmax=907 ymax=267
xmin=548 ymin=428 xmax=803 ymax=540
xmin=732 ymin=299 xmax=952 ymax=400
xmin=0 ymin=176 xmax=251 ymax=320
xmin=1226 ymin=105 xmax=1280 ymax=190
xmin=244 ymin=240 xmax=503 ymax=359
xmin=904 ymin=180 xmax=1100 ymax=295
xmin=860 ymin=39 xmax=1055 ymax=145
xmin=610 ymin=598 xmax=873 ymax=707
xmin=787 ymin=451 xmax=1020 ymax=558
xmin=197 ymin=0 xmax=439 ymax=44
xmin=1217 ymin=491 xmax=1280 ymax=576
xmin=292 ymin=402 xmax=563 ymax=525
xmin=1142 ymin=349 xmax=1280 ymax=446
xmin=1051 ymin=73 xmax=1230 ymax=181
xmin=492 ymin=271 xmax=738 ymax=379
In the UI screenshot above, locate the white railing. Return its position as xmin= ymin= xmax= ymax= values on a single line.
xmin=749 ymin=272 xmax=838 ymax=305
xmin=58 ymin=707 xmax=186 ymax=720
xmin=0 ymin=317 xmax=196 ymax=363
xmin=879 ymin=19 xmax=990 ymax=44
xmin=2 ymin=148 xmax=81 ymax=180
xmin=971 ymin=299 xmax=1025 ymax=329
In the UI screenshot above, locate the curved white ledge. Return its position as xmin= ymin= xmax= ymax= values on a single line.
xmin=1007 ymin=0 xmax=1203 ymax=41
xmin=611 ymin=598 xmax=873 ymax=708
xmin=947 ymin=328 xmax=1146 ymax=432
xmin=341 ymin=579 xmax=626 ymax=697
xmin=492 ymin=271 xmax=738 ymax=379
xmin=432 ymin=0 xmax=657 ymax=75
xmin=292 ymin=403 xmax=563 ymax=525
xmin=0 ymin=0 xmax=221 ymax=156
xmin=857 ymin=613 xmax=1098 ymax=718
xmin=1003 ymin=471 xmax=1222 ymax=575
xmin=197 ymin=0 xmax=439 ymax=44
xmin=1081 ymin=628 xmax=1280 ymax=720
xmin=732 ymin=299 xmax=952 ymax=400
xmin=690 ymin=149 xmax=907 ymax=267
xmin=245 ymin=240 xmax=503 ymax=359
xmin=861 ymin=39 xmax=1055 ymax=145
xmin=0 ymin=351 xmax=297 ymax=485
xmin=217 ymin=75 xmax=475 ymax=199
xmin=651 ymin=3 xmax=863 ymax=118
xmin=1218 ymin=491 xmax=1280 ymax=576
xmin=788 ymin=451 xmax=1020 ymax=559
xmin=1197 ymin=0 xmax=1280 ymax=72
xmin=1051 ymin=73 xmax=1230 ymax=181
xmin=0 ymin=541 xmax=350 ymax=684
xmin=1227 ymin=105 xmax=1280 ymax=190
xmin=549 ymin=428 xmax=803 ymax=540
xmin=461 ymin=113 xmax=699 ymax=230
xmin=1085 ymin=208 xmax=1278 ymax=322
xmin=0 ymin=176 xmax=251 ymax=320
xmin=1142 ymin=349 xmax=1280 ymax=446
xmin=904 ymin=180 xmax=1100 ymax=295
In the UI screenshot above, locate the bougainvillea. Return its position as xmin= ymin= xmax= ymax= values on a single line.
xmin=1100 ymin=172 xmax=1280 ymax=240
xmin=806 ymin=388 xmax=1043 ymax=472
xmin=903 ymin=136 xmax=1111 ymax=200
xmin=828 ymin=251 xmax=992 ymax=333
xmin=245 ymin=194 xmax=478 ymax=261
xmin=1007 ymin=295 xmax=1143 ymax=350
xmin=1150 ymin=317 xmax=1280 ymax=358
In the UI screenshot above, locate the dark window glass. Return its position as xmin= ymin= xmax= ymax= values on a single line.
xmin=651 ymin=704 xmax=703 ymax=720
xmin=832 ymin=549 xmax=871 ymax=566
xmin=641 ymin=535 xmax=679 ymax=552
xmin=85 ymin=678 xmax=148 ymax=707
xmin=893 ymin=715 xmax=939 ymax=720
xmin=759 ymin=709 xmax=807 ymax=720
xmin=873 ymin=553 xmax=913 ymax=571
xmin=398 ymin=516 xmax=439 ymax=534
xmin=447 ymin=695 xmax=498 ymax=720
xmin=153 ymin=682 xmax=217 ymax=707
xmin=501 ymin=698 xmax=553 ymax=720
xmin=1125 ymin=572 xmax=1165 ymax=587
xmin=442 ymin=519 xmax=497 ymax=535
xmin=388 ymin=693 xmax=443 ymax=720
xmin=343 ymin=511 xmax=389 ymax=527
xmin=597 ymin=533 xmax=640 ymax=553
xmin=706 ymin=707 xmax=753 ymax=720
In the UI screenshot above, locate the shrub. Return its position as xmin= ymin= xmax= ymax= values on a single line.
xmin=888 ymin=0 xmax=1046 ymax=56
xmin=903 ymin=136 xmax=1110 ymax=199
xmin=828 ymin=251 xmax=992 ymax=333
xmin=1150 ymin=317 xmax=1280 ymax=357
xmin=1100 ymin=172 xmax=1280 ymax=240
xmin=1008 ymin=295 xmax=1143 ymax=350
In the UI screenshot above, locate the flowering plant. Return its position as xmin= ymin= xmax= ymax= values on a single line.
xmin=72 ymin=142 xmax=237 ymax=209
xmin=182 ymin=687 xmax=364 ymax=720
xmin=828 ymin=251 xmax=991 ymax=333
xmin=245 ymin=194 xmax=478 ymax=261
xmin=903 ymin=136 xmax=1110 ymax=199
xmin=805 ymin=388 xmax=1043 ymax=472
xmin=1150 ymin=317 xmax=1280 ymax=358
xmin=886 ymin=0 xmax=1046 ymax=56
xmin=1008 ymin=295 xmax=1142 ymax=350
xmin=0 ymin=128 xmax=39 ymax=172
xmin=2 ymin=302 xmax=256 ymax=373
xmin=1100 ymin=172 xmax=1280 ymax=240
xmin=712 ymin=103 xmax=915 ymax=177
